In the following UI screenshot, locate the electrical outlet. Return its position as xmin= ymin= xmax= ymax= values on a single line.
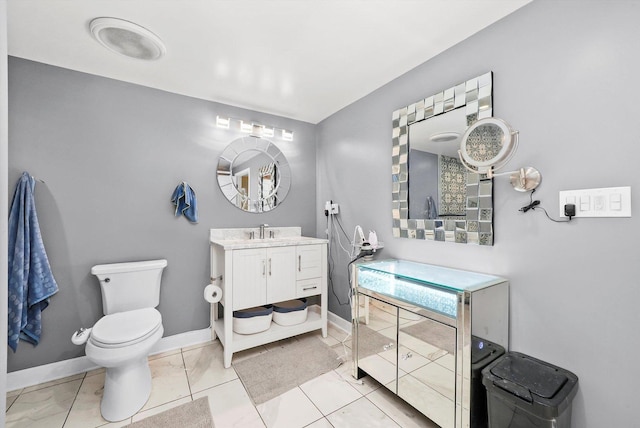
xmin=330 ymin=203 xmax=339 ymax=215
xmin=559 ymin=186 xmax=631 ymax=218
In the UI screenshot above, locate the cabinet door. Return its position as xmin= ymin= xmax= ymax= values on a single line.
xmin=397 ymin=308 xmax=456 ymax=428
xmin=266 ymin=246 xmax=297 ymax=303
xmin=356 ymin=296 xmax=398 ymax=393
xmin=296 ymin=245 xmax=322 ymax=280
xmin=232 ymin=248 xmax=267 ymax=310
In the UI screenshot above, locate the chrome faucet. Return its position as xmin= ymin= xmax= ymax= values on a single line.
xmin=259 ymin=224 xmax=269 ymax=239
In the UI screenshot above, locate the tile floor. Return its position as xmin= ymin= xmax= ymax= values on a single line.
xmin=5 ymin=306 xmax=439 ymax=428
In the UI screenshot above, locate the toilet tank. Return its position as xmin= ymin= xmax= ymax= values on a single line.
xmin=91 ymin=259 xmax=167 ymax=315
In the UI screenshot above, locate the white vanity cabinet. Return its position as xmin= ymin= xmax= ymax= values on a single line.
xmin=352 ymin=259 xmax=509 ymax=428
xmin=231 ymin=246 xmax=297 ymax=309
xmin=210 ymin=228 xmax=328 ymax=368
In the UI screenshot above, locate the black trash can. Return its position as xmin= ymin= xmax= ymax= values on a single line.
xmin=471 ymin=336 xmax=505 ymax=428
xmin=482 ymin=352 xmax=578 ymax=428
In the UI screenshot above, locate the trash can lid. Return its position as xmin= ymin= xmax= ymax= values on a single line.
xmin=490 ymin=353 xmax=567 ymax=399
xmin=482 ymin=352 xmax=579 ymax=418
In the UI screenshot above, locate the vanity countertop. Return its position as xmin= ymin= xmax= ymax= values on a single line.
xmin=211 ymin=236 xmax=328 ymax=250
xmin=210 ymin=227 xmax=328 ymax=250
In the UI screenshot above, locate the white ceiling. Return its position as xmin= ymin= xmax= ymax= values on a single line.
xmin=7 ymin=0 xmax=531 ymax=124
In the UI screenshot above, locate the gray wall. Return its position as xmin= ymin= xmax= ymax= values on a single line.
xmin=7 ymin=57 xmax=317 ymax=371
xmin=316 ymin=1 xmax=639 ymax=427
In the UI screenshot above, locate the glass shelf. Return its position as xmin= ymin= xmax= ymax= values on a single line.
xmin=358 ymin=259 xmax=504 ymax=292
xmin=358 ymin=268 xmax=458 ymax=317
xmin=356 ymin=259 xmax=506 ymax=318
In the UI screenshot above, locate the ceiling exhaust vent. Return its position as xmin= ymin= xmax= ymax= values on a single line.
xmin=90 ymin=17 xmax=166 ymax=61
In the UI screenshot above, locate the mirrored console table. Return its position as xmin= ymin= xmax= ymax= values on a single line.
xmin=352 ymin=259 xmax=509 ymax=428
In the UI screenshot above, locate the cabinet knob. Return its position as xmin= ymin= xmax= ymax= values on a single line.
xmin=401 ymin=352 xmax=413 ymax=361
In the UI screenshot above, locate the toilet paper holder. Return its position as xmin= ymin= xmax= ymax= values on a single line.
xmin=210 ymin=274 xmax=223 ymax=283
xmin=204 ymin=280 xmax=223 ymax=304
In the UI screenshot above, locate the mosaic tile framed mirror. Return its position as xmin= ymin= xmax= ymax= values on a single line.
xmin=391 ymin=72 xmax=494 ymax=245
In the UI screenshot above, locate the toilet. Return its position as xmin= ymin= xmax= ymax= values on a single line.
xmin=72 ymin=259 xmax=167 ymax=422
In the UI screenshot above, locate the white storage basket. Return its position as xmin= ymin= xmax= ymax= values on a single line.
xmin=272 ymin=299 xmax=307 ymax=326
xmin=233 ymin=305 xmax=273 ymax=334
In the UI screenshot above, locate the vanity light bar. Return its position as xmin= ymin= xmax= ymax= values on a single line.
xmin=216 ymin=116 xmax=293 ymax=141
xmin=240 ymin=121 xmax=253 ymax=133
xmin=282 ymin=129 xmax=293 ymax=141
xmin=216 ymin=116 xmax=230 ymax=129
xmin=262 ymin=126 xmax=275 ymax=138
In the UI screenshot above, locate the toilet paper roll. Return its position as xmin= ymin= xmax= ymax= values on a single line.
xmin=204 ymin=284 xmax=223 ymax=303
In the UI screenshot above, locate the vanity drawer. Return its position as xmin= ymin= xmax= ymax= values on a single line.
xmin=297 ymin=245 xmax=323 ymax=280
xmin=297 ymin=278 xmax=322 ymax=297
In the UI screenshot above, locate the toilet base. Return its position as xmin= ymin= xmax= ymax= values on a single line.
xmin=101 ymin=357 xmax=152 ymax=422
xmin=84 ymin=323 xmax=163 ymax=422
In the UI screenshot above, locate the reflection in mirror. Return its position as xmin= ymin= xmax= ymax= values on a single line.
xmin=408 ymin=108 xmax=468 ymax=220
xmin=258 ymin=162 xmax=278 ymax=211
xmin=217 ymin=136 xmax=291 ymax=213
xmin=397 ymin=310 xmax=456 ymax=428
xmin=392 ymin=72 xmax=494 ymax=245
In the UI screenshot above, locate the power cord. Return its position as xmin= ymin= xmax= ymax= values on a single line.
xmin=327 ymin=213 xmax=355 ymax=307
xmin=519 ymin=189 xmax=572 ymax=223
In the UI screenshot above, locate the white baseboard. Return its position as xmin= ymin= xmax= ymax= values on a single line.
xmin=150 ymin=327 xmax=212 ymax=355
xmin=7 ymin=311 xmax=353 ymax=392
xmin=7 ymin=354 xmax=99 ymax=393
xmin=328 ymin=310 xmax=351 ymax=333
xmin=7 ymin=327 xmax=212 ymax=392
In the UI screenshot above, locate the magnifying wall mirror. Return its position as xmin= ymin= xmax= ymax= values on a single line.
xmin=459 ymin=117 xmax=542 ymax=192
xmin=392 ymin=72 xmax=494 ymax=245
xmin=217 ymin=136 xmax=291 ymax=213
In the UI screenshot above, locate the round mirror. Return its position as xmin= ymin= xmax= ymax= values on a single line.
xmin=217 ymin=136 xmax=291 ymax=213
xmin=459 ymin=117 xmax=541 ymax=192
xmin=459 ymin=117 xmax=517 ymax=173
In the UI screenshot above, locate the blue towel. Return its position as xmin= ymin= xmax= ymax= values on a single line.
xmin=171 ymin=181 xmax=198 ymax=223
xmin=8 ymin=172 xmax=59 ymax=352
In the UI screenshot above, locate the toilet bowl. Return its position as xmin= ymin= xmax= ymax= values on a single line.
xmin=85 ymin=308 xmax=163 ymax=421
xmin=73 ymin=259 xmax=167 ymax=422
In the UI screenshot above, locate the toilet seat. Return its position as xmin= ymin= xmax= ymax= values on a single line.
xmin=91 ymin=308 xmax=162 ymax=349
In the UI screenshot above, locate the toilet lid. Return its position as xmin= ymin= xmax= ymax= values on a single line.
xmin=91 ymin=308 xmax=162 ymax=347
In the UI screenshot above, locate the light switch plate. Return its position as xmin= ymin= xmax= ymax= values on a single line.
xmin=559 ymin=186 xmax=631 ymax=218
